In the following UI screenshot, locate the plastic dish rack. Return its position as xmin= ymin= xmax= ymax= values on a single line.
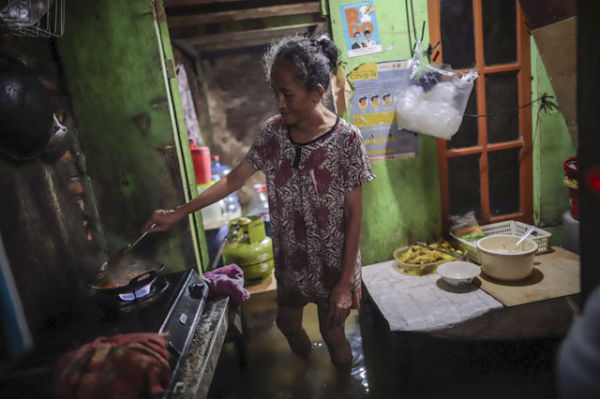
xmin=449 ymin=220 xmax=552 ymax=263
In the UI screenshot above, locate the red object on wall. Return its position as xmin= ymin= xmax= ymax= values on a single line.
xmin=189 ymin=138 xmax=211 ymax=184
xmin=564 ymin=156 xmax=577 ymax=179
xmin=568 ymin=187 xmax=579 ymax=220
xmin=563 ymin=156 xmax=579 ymax=220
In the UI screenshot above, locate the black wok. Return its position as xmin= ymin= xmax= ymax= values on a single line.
xmin=91 ymin=247 xmax=165 ymax=295
xmin=0 ymin=53 xmax=53 ymax=161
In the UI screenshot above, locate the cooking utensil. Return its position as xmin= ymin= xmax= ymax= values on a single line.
xmin=126 ymin=223 xmax=156 ymax=253
xmin=90 ymin=223 xmax=161 ymax=294
xmin=416 ymin=241 xmax=467 ymax=261
xmin=0 ymin=53 xmax=53 ymax=161
xmin=91 ymin=261 xmax=164 ymax=295
xmin=508 ymin=226 xmax=535 ymax=253
xmin=91 ymin=250 xmax=164 ymax=295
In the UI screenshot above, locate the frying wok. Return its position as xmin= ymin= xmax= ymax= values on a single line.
xmin=91 ymin=247 xmax=164 ymax=295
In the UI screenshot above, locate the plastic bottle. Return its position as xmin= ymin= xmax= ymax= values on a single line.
xmin=210 ymin=155 xmax=230 ymax=180
xmin=210 ymin=155 xmax=241 ymax=218
xmin=247 ymin=184 xmax=269 ymax=215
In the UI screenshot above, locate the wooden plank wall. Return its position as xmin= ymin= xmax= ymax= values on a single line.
xmin=0 ymin=33 xmax=106 ymax=360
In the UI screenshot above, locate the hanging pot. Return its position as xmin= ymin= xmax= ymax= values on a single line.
xmin=0 ymin=53 xmax=53 ymax=161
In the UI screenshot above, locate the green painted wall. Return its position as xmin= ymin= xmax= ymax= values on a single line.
xmin=328 ymin=1 xmax=575 ymax=264
xmin=57 ymin=0 xmax=207 ymax=272
xmin=328 ymin=0 xmax=442 ymax=266
xmin=530 ymin=39 xmax=576 ymax=246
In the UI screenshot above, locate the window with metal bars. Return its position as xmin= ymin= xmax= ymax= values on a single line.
xmin=427 ymin=0 xmax=533 ymax=231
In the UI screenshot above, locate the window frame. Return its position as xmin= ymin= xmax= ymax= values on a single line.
xmin=427 ymin=0 xmax=533 ymax=231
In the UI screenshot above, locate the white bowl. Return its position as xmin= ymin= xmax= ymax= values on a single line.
xmin=437 ymin=261 xmax=481 ymax=287
xmin=476 ymin=235 xmax=538 ymax=281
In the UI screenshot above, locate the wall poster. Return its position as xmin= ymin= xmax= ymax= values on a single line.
xmin=348 ymin=61 xmax=419 ymax=161
xmin=339 ymin=1 xmax=382 ymax=58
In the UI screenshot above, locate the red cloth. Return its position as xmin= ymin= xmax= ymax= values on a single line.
xmin=53 ymin=332 xmax=171 ymax=399
xmin=202 ymin=264 xmax=250 ymax=306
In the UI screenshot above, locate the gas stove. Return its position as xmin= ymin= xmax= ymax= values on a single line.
xmin=1 ymin=268 xmax=208 ymax=398
xmin=93 ymin=268 xmax=208 ymax=360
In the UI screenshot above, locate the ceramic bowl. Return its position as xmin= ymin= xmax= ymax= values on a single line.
xmin=437 ymin=261 xmax=481 ymax=287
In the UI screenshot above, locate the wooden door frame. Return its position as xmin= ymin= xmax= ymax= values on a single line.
xmin=427 ymin=0 xmax=533 ymax=232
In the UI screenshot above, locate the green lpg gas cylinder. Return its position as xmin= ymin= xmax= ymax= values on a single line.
xmin=222 ymin=216 xmax=274 ymax=286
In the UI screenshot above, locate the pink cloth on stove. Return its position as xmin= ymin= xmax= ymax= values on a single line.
xmin=202 ymin=264 xmax=250 ymax=306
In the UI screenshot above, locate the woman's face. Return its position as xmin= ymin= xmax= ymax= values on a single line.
xmin=270 ymin=61 xmax=317 ymax=126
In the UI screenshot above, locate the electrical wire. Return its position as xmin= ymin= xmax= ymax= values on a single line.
xmin=464 ymin=93 xmax=558 ymax=118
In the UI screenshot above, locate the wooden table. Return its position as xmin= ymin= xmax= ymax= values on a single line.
xmin=359 ymin=247 xmax=580 ymax=398
xmin=361 ymin=246 xmax=580 ymax=339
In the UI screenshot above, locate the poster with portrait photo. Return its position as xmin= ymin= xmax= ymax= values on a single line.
xmin=348 ymin=61 xmax=419 ymax=161
xmin=339 ymin=1 xmax=382 ymax=58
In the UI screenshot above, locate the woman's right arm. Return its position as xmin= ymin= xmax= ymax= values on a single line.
xmin=144 ymin=159 xmax=256 ymax=232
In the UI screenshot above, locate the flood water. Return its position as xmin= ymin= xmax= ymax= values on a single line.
xmin=207 ymin=296 xmax=561 ymax=399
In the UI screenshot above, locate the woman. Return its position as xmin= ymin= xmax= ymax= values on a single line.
xmin=144 ymin=35 xmax=375 ymax=367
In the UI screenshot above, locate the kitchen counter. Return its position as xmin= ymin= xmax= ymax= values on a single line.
xmin=166 ymin=296 xmax=243 ymax=399
xmin=362 ymin=246 xmax=580 ymax=339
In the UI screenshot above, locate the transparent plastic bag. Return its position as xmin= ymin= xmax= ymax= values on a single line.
xmin=449 ymin=211 xmax=484 ymax=239
xmin=396 ymin=40 xmax=478 ymax=140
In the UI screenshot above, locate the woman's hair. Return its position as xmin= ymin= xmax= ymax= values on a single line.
xmin=263 ymin=34 xmax=339 ymax=91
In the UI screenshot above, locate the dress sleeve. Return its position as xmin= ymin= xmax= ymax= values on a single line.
xmin=344 ymin=126 xmax=376 ymax=193
xmin=245 ymin=116 xmax=279 ymax=171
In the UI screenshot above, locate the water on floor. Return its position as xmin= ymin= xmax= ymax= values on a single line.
xmin=207 ymin=296 xmax=562 ymax=399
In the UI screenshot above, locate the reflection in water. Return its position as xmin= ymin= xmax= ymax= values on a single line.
xmin=208 ymin=304 xmax=371 ymax=399
xmin=207 ymin=298 xmax=560 ymax=398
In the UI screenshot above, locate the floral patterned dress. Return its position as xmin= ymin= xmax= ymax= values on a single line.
xmin=246 ymin=115 xmax=375 ymax=305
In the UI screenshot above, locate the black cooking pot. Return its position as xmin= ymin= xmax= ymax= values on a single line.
xmin=0 ymin=53 xmax=53 ymax=161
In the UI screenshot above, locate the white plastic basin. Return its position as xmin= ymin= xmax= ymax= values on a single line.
xmin=476 ymin=235 xmax=538 ymax=281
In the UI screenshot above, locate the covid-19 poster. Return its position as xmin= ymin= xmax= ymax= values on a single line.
xmin=339 ymin=1 xmax=382 ymax=58
xmin=348 ymin=61 xmax=419 ymax=161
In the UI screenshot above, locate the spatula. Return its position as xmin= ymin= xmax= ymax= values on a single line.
xmin=125 ymin=223 xmax=156 ymax=254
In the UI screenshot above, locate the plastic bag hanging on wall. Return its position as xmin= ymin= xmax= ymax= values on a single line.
xmin=395 ymin=40 xmax=478 ymax=140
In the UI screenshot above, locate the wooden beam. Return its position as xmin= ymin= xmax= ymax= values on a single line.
xmin=197 ymin=37 xmax=273 ymax=52
xmin=172 ymin=39 xmax=200 ymax=58
xmin=181 ymin=22 xmax=321 ymax=46
xmin=168 ymin=12 xmax=324 ymax=40
xmin=194 ymin=23 xmax=325 ymax=51
xmin=168 ymin=3 xmax=321 ymax=27
xmin=165 ymin=0 xmax=245 ymax=6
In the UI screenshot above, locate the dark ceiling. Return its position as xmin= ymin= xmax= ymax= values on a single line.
xmin=164 ymin=0 xmax=327 ymax=57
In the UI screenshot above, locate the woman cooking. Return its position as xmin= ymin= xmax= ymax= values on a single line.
xmin=144 ymin=35 xmax=375 ymax=367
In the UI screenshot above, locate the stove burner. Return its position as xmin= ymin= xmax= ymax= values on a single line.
xmin=117 ymin=277 xmax=170 ymax=311
xmin=118 ymin=277 xmax=157 ymax=301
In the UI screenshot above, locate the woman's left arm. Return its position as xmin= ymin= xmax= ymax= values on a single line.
xmin=329 ymin=186 xmax=363 ymax=326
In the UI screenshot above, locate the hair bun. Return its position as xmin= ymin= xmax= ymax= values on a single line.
xmin=315 ymin=35 xmax=339 ymax=72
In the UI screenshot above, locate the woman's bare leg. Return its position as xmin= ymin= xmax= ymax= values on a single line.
xmin=276 ymin=304 xmax=312 ymax=357
xmin=317 ymin=303 xmax=352 ymax=367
